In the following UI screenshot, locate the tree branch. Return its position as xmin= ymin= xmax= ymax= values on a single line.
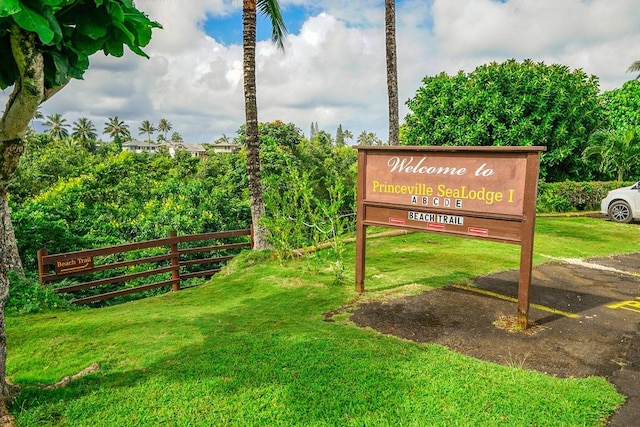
xmin=0 ymin=24 xmax=68 ymax=141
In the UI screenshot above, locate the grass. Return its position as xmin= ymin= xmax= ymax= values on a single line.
xmin=7 ymin=216 xmax=640 ymax=426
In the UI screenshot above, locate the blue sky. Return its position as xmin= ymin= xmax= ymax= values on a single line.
xmin=203 ymin=4 xmax=313 ymax=45
xmin=3 ymin=0 xmax=639 ymax=143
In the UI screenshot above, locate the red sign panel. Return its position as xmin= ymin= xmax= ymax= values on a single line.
xmin=363 ymin=150 xmax=528 ymax=216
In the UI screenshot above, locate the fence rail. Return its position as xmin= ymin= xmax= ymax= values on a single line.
xmin=37 ymin=228 xmax=252 ymax=305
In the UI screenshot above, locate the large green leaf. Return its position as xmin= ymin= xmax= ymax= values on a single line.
xmin=0 ymin=0 xmax=20 ymax=18
xmin=103 ymin=36 xmax=123 ymax=57
xmin=67 ymin=50 xmax=89 ymax=78
xmin=125 ymin=42 xmax=147 ymax=58
xmin=71 ymin=32 xmax=106 ymax=56
xmin=106 ymin=1 xmax=124 ymax=22
xmin=112 ymin=19 xmax=134 ymax=44
xmin=41 ymin=0 xmax=70 ymax=7
xmin=76 ymin=16 xmax=109 ymax=39
xmin=46 ymin=50 xmax=70 ymax=86
xmin=0 ymin=35 xmax=19 ymax=89
xmin=12 ymin=4 xmax=55 ymax=44
xmin=40 ymin=6 xmax=62 ymax=44
xmin=124 ymin=15 xmax=154 ymax=47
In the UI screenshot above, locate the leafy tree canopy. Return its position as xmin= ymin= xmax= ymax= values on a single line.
xmin=0 ymin=0 xmax=161 ymax=91
xmin=600 ymin=79 xmax=640 ymax=131
xmin=404 ymin=59 xmax=605 ymax=181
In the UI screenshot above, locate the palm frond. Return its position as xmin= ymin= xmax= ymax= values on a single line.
xmin=627 ymin=60 xmax=640 ymax=80
xmin=257 ymin=0 xmax=288 ymax=51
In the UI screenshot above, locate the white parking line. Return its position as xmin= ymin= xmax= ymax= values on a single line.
xmin=540 ymin=255 xmax=640 ymax=278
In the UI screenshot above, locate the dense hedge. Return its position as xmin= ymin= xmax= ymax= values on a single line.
xmin=536 ymin=181 xmax=635 ymax=213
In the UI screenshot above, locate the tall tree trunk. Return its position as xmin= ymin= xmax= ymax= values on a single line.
xmin=0 ymin=142 xmax=26 ymax=427
xmin=0 ymin=27 xmax=48 ymax=422
xmin=243 ymin=0 xmax=271 ymax=250
xmin=0 ymin=192 xmax=18 ymax=426
xmin=0 ymin=141 xmax=24 ymax=427
xmin=0 ymin=152 xmax=25 ymax=279
xmin=385 ymin=0 xmax=399 ymax=146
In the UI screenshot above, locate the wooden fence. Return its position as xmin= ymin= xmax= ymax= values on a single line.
xmin=37 ymin=228 xmax=252 ymax=305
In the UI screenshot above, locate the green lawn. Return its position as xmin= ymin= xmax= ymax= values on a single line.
xmin=7 ymin=216 xmax=640 ymax=426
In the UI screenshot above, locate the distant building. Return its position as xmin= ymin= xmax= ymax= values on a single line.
xmin=121 ymin=140 xmax=209 ymax=159
xmin=122 ymin=140 xmax=158 ymax=154
xmin=167 ymin=142 xmax=207 ymax=159
xmin=209 ymin=140 xmax=240 ymax=154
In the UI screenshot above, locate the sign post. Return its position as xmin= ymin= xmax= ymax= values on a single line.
xmin=355 ymin=146 xmax=545 ymax=328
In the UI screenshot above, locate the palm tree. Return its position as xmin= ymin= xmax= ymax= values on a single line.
xmin=243 ymin=0 xmax=287 ymax=250
xmin=138 ymin=120 xmax=156 ymax=143
xmin=385 ymin=0 xmax=399 ymax=146
xmin=583 ymin=128 xmax=640 ymax=181
xmin=158 ymin=118 xmax=172 ymax=140
xmin=357 ymin=130 xmax=382 ymax=146
xmin=171 ymin=131 xmax=183 ymax=142
xmin=43 ymin=113 xmax=70 ymax=140
xmin=628 ymin=60 xmax=640 ymax=80
xmin=31 ymin=108 xmax=44 ymax=130
xmin=72 ymin=117 xmax=97 ymax=151
xmin=343 ymin=129 xmax=354 ymax=143
xmin=103 ymin=116 xmax=131 ymax=146
xmin=61 ymin=137 xmax=81 ymax=149
xmin=215 ymin=134 xmax=231 ymax=144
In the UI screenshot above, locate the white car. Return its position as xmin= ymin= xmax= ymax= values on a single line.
xmin=600 ymin=181 xmax=640 ymax=223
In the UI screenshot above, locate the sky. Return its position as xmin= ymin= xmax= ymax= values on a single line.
xmin=2 ymin=0 xmax=640 ymax=144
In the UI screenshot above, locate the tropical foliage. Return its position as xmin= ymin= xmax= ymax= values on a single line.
xmin=103 ymin=116 xmax=131 ymax=145
xmin=43 ymin=113 xmax=70 ymax=140
xmin=627 ymin=60 xmax=640 ymax=80
xmin=138 ymin=120 xmax=156 ymax=142
xmin=9 ymin=121 xmax=357 ymax=273
xmin=71 ymin=117 xmax=98 ymax=151
xmin=583 ymin=128 xmax=640 ymax=181
xmin=0 ymin=1 xmax=161 ymax=92
xmin=157 ymin=118 xmax=172 ymax=141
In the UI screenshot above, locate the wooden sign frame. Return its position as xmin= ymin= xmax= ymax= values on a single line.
xmin=355 ymin=146 xmax=546 ymax=328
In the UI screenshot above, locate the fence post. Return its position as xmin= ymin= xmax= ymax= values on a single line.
xmin=37 ymin=248 xmax=48 ymax=286
xmin=170 ymin=230 xmax=181 ymax=291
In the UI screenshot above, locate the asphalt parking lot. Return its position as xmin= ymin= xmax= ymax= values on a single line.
xmin=351 ymin=252 xmax=640 ymax=426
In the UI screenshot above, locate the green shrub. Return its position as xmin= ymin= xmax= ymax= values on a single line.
xmin=536 ymin=181 xmax=635 ymax=213
xmin=7 ymin=272 xmax=71 ymax=315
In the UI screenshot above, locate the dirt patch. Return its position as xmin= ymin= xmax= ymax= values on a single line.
xmin=346 ymin=254 xmax=640 ymax=426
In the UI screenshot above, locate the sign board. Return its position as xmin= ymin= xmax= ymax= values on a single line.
xmin=355 ymin=146 xmax=546 ymax=328
xmin=54 ymin=256 xmax=94 ymax=275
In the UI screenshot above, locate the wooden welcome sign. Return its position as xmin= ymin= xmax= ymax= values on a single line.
xmin=355 ymin=146 xmax=546 ymax=328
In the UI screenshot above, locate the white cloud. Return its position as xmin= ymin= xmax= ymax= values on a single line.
xmin=432 ymin=0 xmax=640 ymax=56
xmin=256 ymin=13 xmax=386 ymax=136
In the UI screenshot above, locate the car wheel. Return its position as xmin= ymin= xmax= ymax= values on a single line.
xmin=608 ymin=200 xmax=633 ymax=224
